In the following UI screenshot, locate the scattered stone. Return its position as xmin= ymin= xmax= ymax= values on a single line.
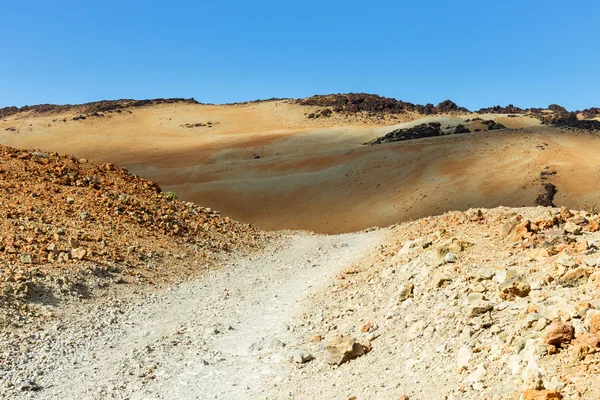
xmin=444 ymin=252 xmax=458 ymax=263
xmin=19 ymin=380 xmax=41 ymax=392
xmin=398 ymin=283 xmax=414 ymax=301
xmin=482 ymin=120 xmax=506 ymax=130
xmin=288 ymin=349 xmax=314 ymax=364
xmin=434 ymin=274 xmax=452 ymax=288
xmin=325 ymin=336 xmax=365 ymax=365
xmin=466 ymin=209 xmax=484 ymax=221
xmin=71 ymin=248 xmax=87 ymax=260
xmin=454 ymin=124 xmax=470 ymax=134
xmin=556 ymin=254 xmax=577 ymax=268
xmin=559 ymin=267 xmax=591 ymax=287
xmin=435 ymin=238 xmax=467 ymax=259
xmin=544 ymin=321 xmax=574 ymax=346
xmin=367 ymin=122 xmax=444 ymax=145
xmin=571 ymin=333 xmax=600 ymax=356
xmin=563 ymin=221 xmax=582 ymax=235
xmin=498 ymin=275 xmax=530 ymax=300
xmin=535 ymin=183 xmax=557 ymax=207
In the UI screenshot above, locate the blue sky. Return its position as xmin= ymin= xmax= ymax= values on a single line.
xmin=1 ymin=0 xmax=599 ymax=110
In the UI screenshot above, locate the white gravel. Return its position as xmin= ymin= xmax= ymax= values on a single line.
xmin=8 ymin=231 xmax=381 ymax=400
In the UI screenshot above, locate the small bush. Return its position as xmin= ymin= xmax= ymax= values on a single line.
xmin=164 ymin=191 xmax=178 ymax=201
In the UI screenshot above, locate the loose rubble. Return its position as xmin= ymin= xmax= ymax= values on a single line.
xmin=272 ymin=206 xmax=600 ymax=399
xmin=0 ymin=145 xmax=267 ymax=323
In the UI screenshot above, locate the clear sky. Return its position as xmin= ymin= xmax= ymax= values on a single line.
xmin=1 ymin=0 xmax=599 ymax=110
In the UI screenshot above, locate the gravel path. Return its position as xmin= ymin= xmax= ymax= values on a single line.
xmin=17 ymin=231 xmax=381 ymax=400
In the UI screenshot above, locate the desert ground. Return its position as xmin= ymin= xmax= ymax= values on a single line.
xmin=2 ymin=96 xmax=600 ymax=400
xmin=2 ymin=98 xmax=600 ymax=233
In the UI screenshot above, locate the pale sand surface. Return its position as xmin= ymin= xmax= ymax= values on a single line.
xmin=2 ymin=100 xmax=599 ymax=233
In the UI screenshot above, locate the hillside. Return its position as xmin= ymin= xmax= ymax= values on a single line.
xmin=1 ymin=94 xmax=600 ymax=234
xmin=1 ymin=95 xmax=600 ymax=399
xmin=0 ymin=144 xmax=265 ymax=323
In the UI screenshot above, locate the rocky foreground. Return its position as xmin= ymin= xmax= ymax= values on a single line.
xmin=276 ymin=207 xmax=600 ymax=399
xmin=1 ymin=202 xmax=600 ymax=398
xmin=0 ymin=145 xmax=266 ymax=326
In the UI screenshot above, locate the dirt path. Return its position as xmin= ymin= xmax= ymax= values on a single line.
xmin=25 ymin=231 xmax=382 ymax=400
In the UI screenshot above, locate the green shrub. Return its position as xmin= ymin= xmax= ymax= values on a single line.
xmin=164 ymin=191 xmax=178 ymax=201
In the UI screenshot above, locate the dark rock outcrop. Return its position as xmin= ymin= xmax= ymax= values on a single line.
xmin=581 ymin=108 xmax=600 ymax=119
xmin=0 ymin=98 xmax=200 ymax=120
xmin=435 ymin=100 xmax=466 ymax=113
xmin=454 ymin=124 xmax=471 ymax=134
xmin=477 ymin=104 xmax=526 ymax=114
xmin=297 ymin=94 xmax=469 ymax=116
xmin=482 ymin=120 xmax=507 ymax=130
xmin=548 ymin=104 xmax=568 ymax=113
xmin=539 ymin=111 xmax=600 ymax=130
xmin=366 ymin=122 xmax=448 ymax=145
xmin=535 ymin=183 xmax=558 ymax=207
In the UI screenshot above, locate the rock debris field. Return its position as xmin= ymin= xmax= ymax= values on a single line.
xmin=1 ymin=145 xmax=600 ymax=399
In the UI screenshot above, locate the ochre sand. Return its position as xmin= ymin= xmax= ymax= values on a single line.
xmin=2 ymin=100 xmax=599 ymax=233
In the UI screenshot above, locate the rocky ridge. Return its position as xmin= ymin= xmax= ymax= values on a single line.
xmin=296 ymin=94 xmax=600 ymax=132
xmin=0 ymin=98 xmax=199 ymax=120
xmin=0 ymin=145 xmax=266 ymax=326
xmin=270 ymin=207 xmax=600 ymax=399
xmin=296 ymin=93 xmax=468 ymax=115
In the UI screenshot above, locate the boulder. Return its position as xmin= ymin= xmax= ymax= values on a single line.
xmin=325 ymin=336 xmax=365 ymax=365
xmin=71 ymin=248 xmax=87 ymax=260
xmin=465 ymin=209 xmax=483 ymax=221
xmin=498 ymin=276 xmax=531 ymax=300
xmin=435 ymin=238 xmax=466 ymax=259
xmin=454 ymin=124 xmax=471 ymax=134
xmin=559 ymin=267 xmax=591 ymax=287
xmin=563 ymin=221 xmax=582 ymax=235
xmin=543 ymin=321 xmax=574 ymax=346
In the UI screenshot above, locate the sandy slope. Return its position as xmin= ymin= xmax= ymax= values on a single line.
xmin=2 ymin=100 xmax=600 ymax=233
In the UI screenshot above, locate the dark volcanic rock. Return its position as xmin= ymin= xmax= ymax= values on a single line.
xmin=548 ymin=104 xmax=568 ymax=113
xmin=0 ymin=98 xmax=200 ymax=120
xmin=477 ymin=104 xmax=526 ymax=114
xmin=367 ymin=122 xmax=458 ymax=145
xmin=482 ymin=120 xmax=507 ymax=130
xmin=581 ymin=107 xmax=600 ymax=119
xmin=565 ymin=119 xmax=600 ymax=130
xmin=454 ymin=124 xmax=471 ymax=134
xmin=539 ymin=112 xmax=600 ymax=130
xmin=538 ymin=112 xmax=577 ymax=125
xmin=297 ymin=93 xmax=469 ymax=116
xmin=435 ymin=100 xmax=468 ymax=113
xmin=535 ymin=183 xmax=558 ymax=207
xmin=321 ymin=108 xmax=332 ymax=117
